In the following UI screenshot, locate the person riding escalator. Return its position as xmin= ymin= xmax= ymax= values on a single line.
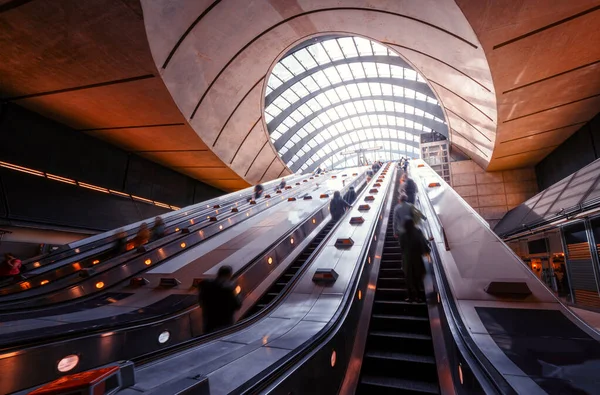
xmin=399 ymin=218 xmax=430 ymax=303
xmin=330 ymin=191 xmax=351 ymax=222
xmin=198 ymin=265 xmax=242 ymax=333
xmin=343 ymin=186 xmax=357 ymax=205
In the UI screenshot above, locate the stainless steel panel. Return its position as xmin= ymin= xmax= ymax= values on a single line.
xmin=302 ymin=294 xmax=343 ymax=323
xmin=221 ymin=317 xmax=297 ymax=345
xmin=265 ymin=321 xmax=328 ymax=350
xmin=206 ymin=346 xmax=290 ymax=395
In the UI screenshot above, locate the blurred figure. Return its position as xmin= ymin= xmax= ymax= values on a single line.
xmin=399 ymin=219 xmax=430 ymax=303
xmin=343 ymin=186 xmax=357 ymax=204
xmin=314 ymin=167 xmax=322 ymax=175
xmin=131 ymin=222 xmax=150 ymax=248
xmin=330 ymin=191 xmax=351 ymax=221
xmin=277 ymin=178 xmax=286 ymax=191
xmin=402 ymin=158 xmax=408 ymax=172
xmin=400 ymin=174 xmax=418 ymax=204
xmin=393 ymin=195 xmax=426 ymax=239
xmin=111 ymin=229 xmax=128 ymax=255
xmin=252 ymin=184 xmax=264 ymax=201
xmin=150 ymin=217 xmax=165 ymax=241
xmin=198 ymin=265 xmax=241 ymax=333
xmin=0 ymin=253 xmax=22 ymax=282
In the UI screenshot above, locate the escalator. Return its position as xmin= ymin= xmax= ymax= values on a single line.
xmin=244 ymin=220 xmax=336 ymax=317
xmin=1 ymin=173 xmax=368 ymax=395
xmin=357 ymin=174 xmax=439 ymax=395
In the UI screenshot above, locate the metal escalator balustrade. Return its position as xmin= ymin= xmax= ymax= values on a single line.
xmin=12 ymin=175 xmax=301 ymax=276
xmin=243 ymin=220 xmax=337 ymax=318
xmin=0 ymin=171 xmax=367 ymax=395
xmin=357 ymin=172 xmax=439 ymax=394
xmin=0 ymin=175 xmax=321 ymax=310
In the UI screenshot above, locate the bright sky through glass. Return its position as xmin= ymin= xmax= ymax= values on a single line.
xmin=265 ymin=36 xmax=446 ymax=172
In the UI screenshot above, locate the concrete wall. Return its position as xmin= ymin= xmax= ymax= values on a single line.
xmin=450 ymin=160 xmax=538 ymax=228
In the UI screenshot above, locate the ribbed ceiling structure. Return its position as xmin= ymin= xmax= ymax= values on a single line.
xmin=264 ymin=36 xmax=447 ymax=172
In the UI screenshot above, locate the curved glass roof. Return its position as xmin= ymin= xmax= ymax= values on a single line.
xmin=265 ymin=36 xmax=446 ymax=172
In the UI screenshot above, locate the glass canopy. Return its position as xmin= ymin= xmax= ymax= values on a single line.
xmin=265 ymin=36 xmax=446 ymax=172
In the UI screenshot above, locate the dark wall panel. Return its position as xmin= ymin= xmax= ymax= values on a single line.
xmin=124 ymin=155 xmax=196 ymax=207
xmin=536 ymin=112 xmax=600 ymax=190
xmin=0 ymin=104 xmax=128 ymax=190
xmin=0 ymin=104 xmax=225 ymax=231
xmin=0 ymin=173 xmax=7 ymax=219
xmin=1 ymin=169 xmax=169 ymax=231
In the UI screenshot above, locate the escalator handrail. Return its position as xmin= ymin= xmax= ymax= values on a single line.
xmin=234 ymin=165 xmax=395 ymax=394
xmin=0 ymin=175 xmax=319 ymax=308
xmin=19 ymin=174 xmax=303 ymax=268
xmin=413 ymin=170 xmax=516 ymax=395
xmin=130 ymin=172 xmax=368 ymax=365
xmin=0 ymin=173 xmax=366 ymax=353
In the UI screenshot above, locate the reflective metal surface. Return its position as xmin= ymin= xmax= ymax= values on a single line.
xmin=0 ymin=170 xmax=367 ymax=395
xmin=411 ymin=160 xmax=600 ymax=394
xmin=111 ymin=166 xmax=394 ymax=394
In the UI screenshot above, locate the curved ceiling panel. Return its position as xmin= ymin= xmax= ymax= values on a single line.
xmin=142 ymin=0 xmax=496 ymax=183
xmin=266 ymin=35 xmax=447 ymax=170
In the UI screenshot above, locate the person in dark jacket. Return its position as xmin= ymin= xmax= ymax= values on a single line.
xmin=277 ymin=178 xmax=286 ymax=191
xmin=254 ymin=184 xmax=264 ymax=200
xmin=110 ymin=229 xmax=128 ymax=256
xmin=330 ymin=191 xmax=351 ymax=221
xmin=343 ymin=186 xmax=357 ymax=205
xmin=400 ymin=174 xmax=418 ymax=204
xmin=248 ymin=184 xmax=264 ymax=202
xmin=150 ymin=217 xmax=165 ymax=241
xmin=198 ymin=265 xmax=242 ymax=333
xmin=399 ymin=219 xmax=430 ymax=303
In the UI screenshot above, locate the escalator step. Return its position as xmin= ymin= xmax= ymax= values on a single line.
xmin=360 ymin=376 xmax=439 ymax=394
xmin=369 ymin=331 xmax=431 ymax=341
xmin=374 ymin=300 xmax=425 ymax=307
xmin=365 ymin=350 xmax=435 ymax=364
xmin=371 ymin=314 xmax=428 ymax=322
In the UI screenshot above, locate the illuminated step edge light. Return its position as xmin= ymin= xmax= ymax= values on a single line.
xmin=0 ymin=160 xmax=180 ymax=211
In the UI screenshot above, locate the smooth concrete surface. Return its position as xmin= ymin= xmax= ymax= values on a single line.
xmin=449 ymin=160 xmax=538 ymax=228
xmin=2 ymin=1 xmax=598 ymax=190
xmin=0 ymin=0 xmax=253 ymax=192
xmin=456 ymin=0 xmax=600 ymax=170
xmin=571 ymin=307 xmax=600 ymax=333
xmin=142 ymin=0 xmax=497 ymax=173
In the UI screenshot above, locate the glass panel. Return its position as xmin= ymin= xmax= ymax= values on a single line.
xmin=338 ymin=37 xmax=359 ymax=58
xmin=324 ymin=67 xmax=342 ymax=84
xmin=272 ymin=63 xmax=294 ymax=82
xmin=349 ymin=63 xmax=365 ymax=78
xmin=281 ymin=55 xmax=306 ymax=76
xmin=337 ymin=63 xmax=354 ymax=81
xmin=322 ymin=40 xmax=344 ymax=60
xmin=363 ymin=62 xmax=378 ymax=78
xmin=377 ymin=63 xmax=391 ymax=78
xmin=354 ymin=37 xmax=373 ymax=56
xmin=294 ymin=49 xmax=318 ymax=70
xmin=309 ymin=43 xmax=331 ymax=65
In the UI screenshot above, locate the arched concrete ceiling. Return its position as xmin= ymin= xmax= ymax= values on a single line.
xmin=141 ymin=0 xmax=497 ymax=183
xmin=3 ymin=1 xmax=596 ymax=192
xmin=0 ymin=0 xmax=250 ymax=192
xmin=456 ymin=0 xmax=600 ymax=170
